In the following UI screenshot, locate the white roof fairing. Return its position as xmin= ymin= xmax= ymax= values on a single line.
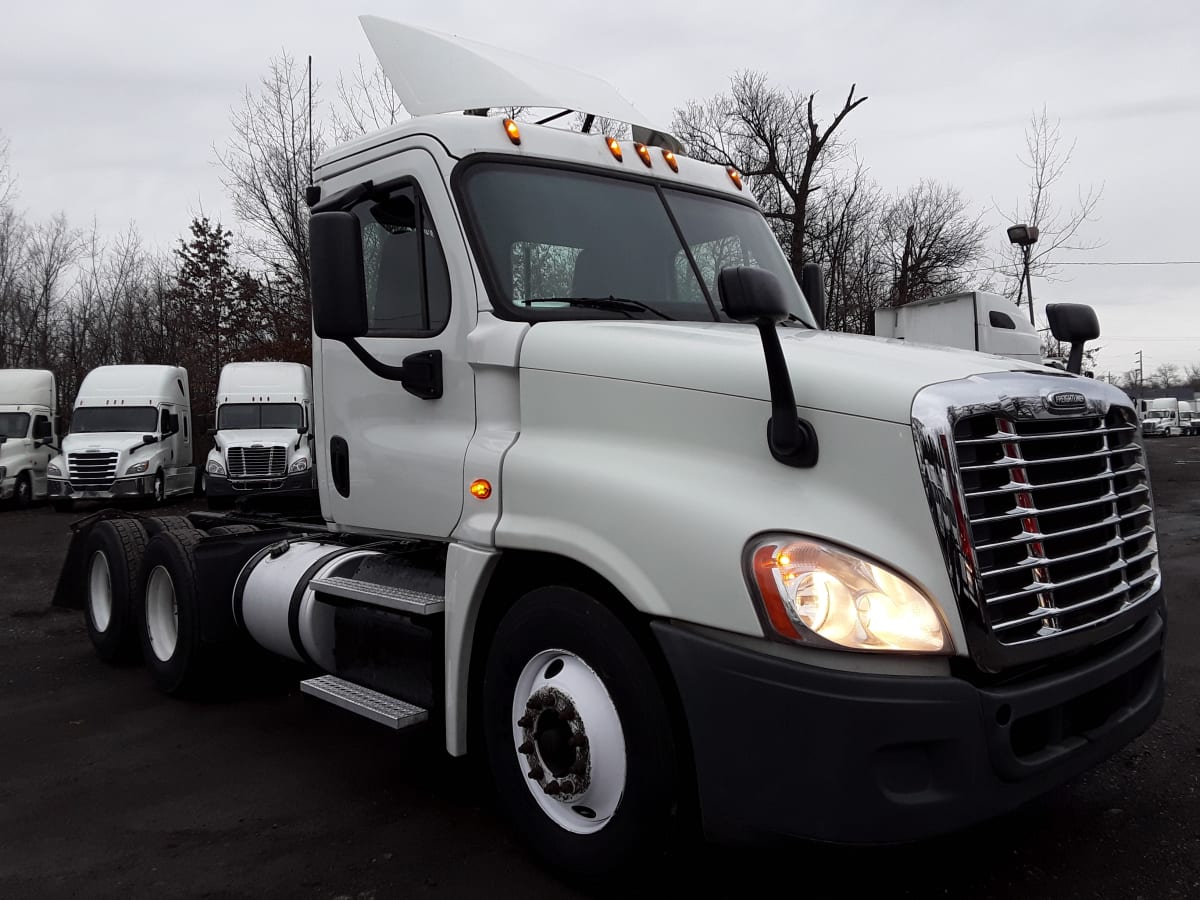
xmin=357 ymin=16 xmax=683 ymax=151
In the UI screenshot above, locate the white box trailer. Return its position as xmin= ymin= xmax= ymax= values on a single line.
xmin=47 ymin=365 xmax=196 ymax=510
xmin=53 ymin=17 xmax=1164 ymax=880
xmin=874 ymin=292 xmax=1042 ymax=365
xmin=0 ymin=368 xmax=58 ymax=508
xmin=203 ymin=361 xmax=316 ymax=509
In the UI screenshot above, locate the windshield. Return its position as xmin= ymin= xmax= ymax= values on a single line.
xmin=1146 ymin=411 xmax=1173 ymax=419
xmin=218 ymin=403 xmax=304 ymax=430
xmin=71 ymin=406 xmax=158 ymax=434
xmin=0 ymin=412 xmax=30 ymax=439
xmin=458 ymin=162 xmax=816 ymax=325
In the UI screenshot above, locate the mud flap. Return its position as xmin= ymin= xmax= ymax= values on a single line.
xmin=51 ymin=509 xmax=135 ymax=609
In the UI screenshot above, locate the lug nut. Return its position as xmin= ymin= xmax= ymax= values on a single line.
xmin=517 ymin=714 xmax=533 ymax=729
xmin=570 ymin=759 xmax=586 ymax=776
xmin=528 ymin=765 xmax=544 ymax=780
xmin=518 ymin=741 xmax=534 ymax=755
xmin=559 ymin=701 xmax=577 ymax=721
xmin=527 ymin=695 xmax=544 ymax=709
xmin=559 ymin=780 xmax=575 ymax=794
xmin=544 ymin=780 xmax=561 ymax=795
xmin=568 ymin=734 xmax=588 ymax=749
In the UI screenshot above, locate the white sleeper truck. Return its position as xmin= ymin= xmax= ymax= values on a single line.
xmin=0 ymin=368 xmax=58 ymax=508
xmin=48 ymin=364 xmax=196 ymax=511
xmin=204 ymin=361 xmax=316 ymax=510
xmin=1140 ymin=398 xmax=1179 ymax=438
xmin=53 ymin=18 xmax=1165 ymax=880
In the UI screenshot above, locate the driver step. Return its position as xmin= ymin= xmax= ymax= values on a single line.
xmin=309 ymin=575 xmax=444 ymax=615
xmin=300 ymin=675 xmax=429 ymax=730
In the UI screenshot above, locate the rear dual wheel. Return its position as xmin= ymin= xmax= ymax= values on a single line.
xmin=83 ymin=518 xmax=149 ymax=663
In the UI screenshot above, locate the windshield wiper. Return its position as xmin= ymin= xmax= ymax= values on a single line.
xmin=524 ymin=297 xmax=675 ymax=321
xmin=780 ymin=313 xmax=813 ymax=328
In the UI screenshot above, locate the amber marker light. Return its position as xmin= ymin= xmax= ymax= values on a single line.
xmin=662 ymin=149 xmax=679 ymax=172
xmin=726 ymin=166 xmax=744 ymax=190
xmin=503 ymin=118 xmax=521 ymax=145
xmin=605 ymin=136 xmax=623 ymax=161
xmin=634 ymin=142 xmax=653 ymax=167
xmin=469 ymin=479 xmax=493 ymax=500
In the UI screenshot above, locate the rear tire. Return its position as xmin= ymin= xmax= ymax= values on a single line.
xmin=482 ymin=586 xmax=680 ymax=880
xmin=83 ymin=518 xmax=149 ymax=664
xmin=137 ymin=528 xmax=209 ymax=696
xmin=141 ymin=515 xmax=198 ymax=540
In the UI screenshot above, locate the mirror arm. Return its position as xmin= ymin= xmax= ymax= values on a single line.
xmin=754 ymin=321 xmax=819 ymax=468
xmin=1067 ymin=343 xmax=1085 ymax=376
xmin=340 ymin=339 xmax=443 ymax=400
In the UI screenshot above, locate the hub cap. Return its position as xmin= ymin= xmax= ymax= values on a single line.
xmin=512 ymin=649 xmax=626 ymax=835
xmin=87 ymin=551 xmax=113 ymax=632
xmin=154 ymin=476 xmax=164 ymax=503
xmin=145 ymin=565 xmax=178 ymax=662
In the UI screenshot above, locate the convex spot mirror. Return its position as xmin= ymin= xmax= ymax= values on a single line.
xmin=1046 ymin=303 xmax=1100 ymax=344
xmin=310 ymin=210 xmax=368 ymax=340
xmin=717 ymin=266 xmax=788 ymax=323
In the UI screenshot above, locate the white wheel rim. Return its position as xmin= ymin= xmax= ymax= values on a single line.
xmin=145 ymin=565 xmax=179 ymax=662
xmin=155 ymin=477 xmax=164 ymax=502
xmin=511 ymin=649 xmax=626 ymax=835
xmin=87 ymin=551 xmax=113 ymax=633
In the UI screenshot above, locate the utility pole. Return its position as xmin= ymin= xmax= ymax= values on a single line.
xmin=1135 ymin=350 xmax=1144 ymax=398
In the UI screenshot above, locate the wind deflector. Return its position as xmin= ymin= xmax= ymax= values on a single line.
xmin=358 ymin=16 xmax=685 ymax=154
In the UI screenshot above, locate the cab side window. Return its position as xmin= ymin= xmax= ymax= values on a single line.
xmin=356 ymin=186 xmax=451 ymax=335
xmin=33 ymin=415 xmax=51 ymax=441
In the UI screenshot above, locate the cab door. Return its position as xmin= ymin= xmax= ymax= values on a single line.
xmin=315 ymin=148 xmax=476 ymax=538
xmin=30 ymin=414 xmax=53 ymax=495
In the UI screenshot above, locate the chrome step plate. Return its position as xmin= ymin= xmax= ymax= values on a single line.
xmin=309 ymin=575 xmax=445 ymax=615
xmin=300 ymin=675 xmax=429 ymax=730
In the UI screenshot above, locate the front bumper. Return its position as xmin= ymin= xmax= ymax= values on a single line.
xmin=48 ymin=474 xmax=154 ymax=500
xmin=205 ymin=469 xmax=316 ymax=497
xmin=653 ymin=604 xmax=1165 ymax=845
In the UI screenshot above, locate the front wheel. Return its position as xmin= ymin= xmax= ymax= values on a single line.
xmin=482 ymin=586 xmax=680 ymax=880
xmin=152 ymin=471 xmax=166 ymax=506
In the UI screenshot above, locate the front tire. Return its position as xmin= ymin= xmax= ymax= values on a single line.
xmin=13 ymin=473 xmax=32 ymax=509
xmin=482 ymin=586 xmax=680 ymax=880
xmin=83 ymin=518 xmax=149 ymax=663
xmin=152 ymin=471 xmax=166 ymax=506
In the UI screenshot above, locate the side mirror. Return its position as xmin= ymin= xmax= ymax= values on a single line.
xmin=298 ymin=423 xmax=309 ymax=435
xmin=716 ymin=266 xmax=818 ymax=468
xmin=801 ymin=263 xmax=826 ymax=330
xmin=310 ymin=210 xmax=368 ymax=340
xmin=207 ymin=427 xmax=218 ymax=437
xmin=716 ymin=266 xmax=788 ymax=324
xmin=1046 ymin=303 xmax=1100 ymax=375
xmin=142 ymin=434 xmax=157 ymax=445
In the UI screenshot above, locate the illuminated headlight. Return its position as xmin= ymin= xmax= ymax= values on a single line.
xmin=289 ymin=457 xmax=309 ymax=472
xmin=46 ymin=463 xmax=60 ymax=477
xmin=126 ymin=460 xmax=150 ymax=475
xmin=746 ymin=535 xmax=950 ymax=653
xmin=206 ymin=459 xmax=225 ymax=475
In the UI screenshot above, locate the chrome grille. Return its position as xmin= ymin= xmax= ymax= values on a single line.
xmin=913 ymin=374 xmax=1161 ymax=671
xmin=227 ymin=445 xmax=286 ymax=478
xmin=954 ymin=408 xmax=1157 ymax=645
xmin=68 ymin=451 xmax=118 ymax=488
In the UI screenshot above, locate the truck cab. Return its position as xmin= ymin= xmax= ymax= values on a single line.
xmin=47 ymin=365 xmax=195 ymax=511
xmin=874 ymin=291 xmax=1043 ymax=365
xmin=58 ymin=17 xmax=1165 ymax=879
xmin=0 ymin=369 xmax=58 ymax=508
xmin=1177 ymin=400 xmax=1195 ymax=436
xmin=204 ymin=362 xmax=316 ymax=509
xmin=1141 ymin=398 xmax=1179 ymax=438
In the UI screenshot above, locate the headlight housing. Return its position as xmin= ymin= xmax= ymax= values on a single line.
xmin=289 ymin=457 xmax=309 ymax=472
xmin=126 ymin=460 xmax=150 ymax=475
xmin=746 ymin=535 xmax=950 ymax=654
xmin=206 ymin=459 xmax=225 ymax=475
xmin=46 ymin=463 xmax=60 ymax=477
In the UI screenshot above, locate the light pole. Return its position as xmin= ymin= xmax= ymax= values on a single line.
xmin=1007 ymin=223 xmax=1040 ymax=325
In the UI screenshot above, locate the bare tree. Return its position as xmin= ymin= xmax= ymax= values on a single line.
xmin=882 ymin=181 xmax=989 ymax=307
xmin=996 ymin=106 xmax=1103 ymax=307
xmin=1185 ymin=364 xmax=1200 ymax=390
xmin=1152 ymin=362 xmax=1180 ymax=389
xmin=216 ymin=52 xmax=323 ymax=299
xmin=331 ymin=57 xmax=407 ymax=142
xmin=672 ymin=72 xmax=867 ymax=278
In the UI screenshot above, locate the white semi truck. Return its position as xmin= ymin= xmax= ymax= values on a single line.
xmin=1140 ymin=398 xmax=1179 ymax=438
xmin=0 ymin=368 xmax=59 ymax=508
xmin=53 ymin=18 xmax=1165 ymax=879
xmin=204 ymin=361 xmax=317 ymax=510
xmin=48 ymin=365 xmax=196 ymax=511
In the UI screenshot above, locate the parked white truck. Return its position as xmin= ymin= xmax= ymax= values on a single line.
xmin=0 ymin=368 xmax=58 ymax=508
xmin=53 ymin=18 xmax=1165 ymax=880
xmin=1140 ymin=398 xmax=1179 ymax=438
xmin=1177 ymin=400 xmax=1195 ymax=436
xmin=875 ymin=292 xmax=1042 ymax=364
xmin=48 ymin=365 xmax=196 ymax=511
xmin=204 ymin=362 xmax=317 ymax=510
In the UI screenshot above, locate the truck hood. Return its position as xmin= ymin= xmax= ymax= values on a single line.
xmin=217 ymin=428 xmax=299 ymax=449
xmin=518 ymin=321 xmax=1066 ymax=425
xmin=62 ymin=432 xmax=149 ymax=453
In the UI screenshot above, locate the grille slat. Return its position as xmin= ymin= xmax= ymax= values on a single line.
xmin=68 ymin=451 xmax=118 ymax=488
xmin=953 ymin=407 xmax=1159 ymax=648
xmin=227 ymin=446 xmax=287 ymax=479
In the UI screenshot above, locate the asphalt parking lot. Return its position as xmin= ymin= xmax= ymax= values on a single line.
xmin=2 ymin=438 xmax=1198 ymax=900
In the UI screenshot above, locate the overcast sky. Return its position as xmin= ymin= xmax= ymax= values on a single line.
xmin=2 ymin=1 xmax=1198 ymax=380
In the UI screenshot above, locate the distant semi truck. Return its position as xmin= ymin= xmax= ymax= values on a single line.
xmin=0 ymin=368 xmax=59 ymax=508
xmin=47 ymin=365 xmax=196 ymax=511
